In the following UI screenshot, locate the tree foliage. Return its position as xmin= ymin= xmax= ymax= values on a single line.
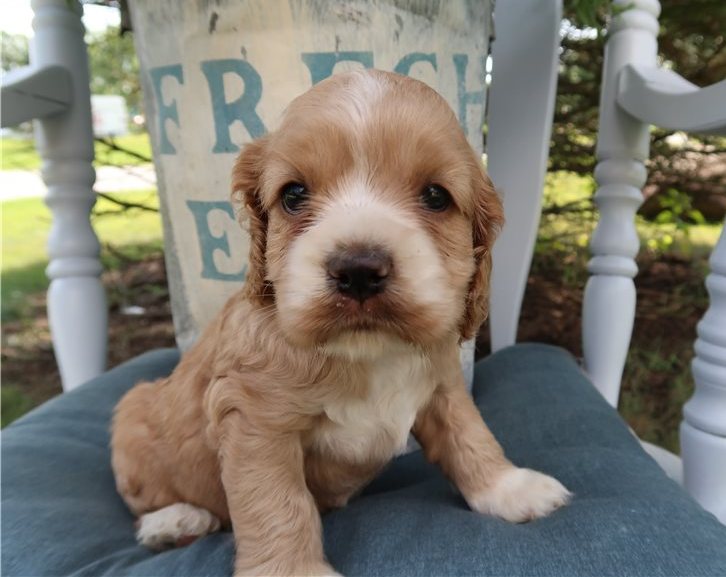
xmin=1 ymin=32 xmax=29 ymax=72
xmin=86 ymin=26 xmax=142 ymax=114
xmin=557 ymin=0 xmax=726 ymax=221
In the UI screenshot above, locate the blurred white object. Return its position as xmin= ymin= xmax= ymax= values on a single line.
xmin=91 ymin=95 xmax=128 ymax=137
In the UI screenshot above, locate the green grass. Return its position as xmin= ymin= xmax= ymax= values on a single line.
xmin=1 ymin=191 xmax=163 ymax=427
xmin=1 ymin=133 xmax=152 ymax=171
xmin=541 ymin=171 xmax=722 ymax=256
xmin=1 ymin=386 xmax=33 ymax=428
xmin=94 ymin=133 xmax=153 ymax=167
xmin=1 ymin=190 xmax=163 ymax=321
xmin=0 ymin=138 xmax=41 ymax=171
xmin=619 ymin=346 xmax=694 ymax=454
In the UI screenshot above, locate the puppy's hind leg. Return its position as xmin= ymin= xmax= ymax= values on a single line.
xmin=111 ymin=381 xmax=179 ymax=515
xmin=112 ymin=382 xmax=221 ymax=549
xmin=136 ymin=503 xmax=222 ymax=550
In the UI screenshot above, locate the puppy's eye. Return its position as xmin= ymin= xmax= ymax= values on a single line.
xmin=281 ymin=183 xmax=308 ymax=214
xmin=420 ymin=184 xmax=452 ymax=212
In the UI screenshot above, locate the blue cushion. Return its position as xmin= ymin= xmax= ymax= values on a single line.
xmin=3 ymin=344 xmax=726 ymax=576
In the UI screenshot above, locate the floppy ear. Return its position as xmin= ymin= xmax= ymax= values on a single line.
xmin=230 ymin=138 xmax=273 ymax=304
xmin=460 ymin=165 xmax=504 ymax=341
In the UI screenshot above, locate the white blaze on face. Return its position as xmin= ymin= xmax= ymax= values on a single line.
xmin=331 ymin=70 xmax=386 ymax=133
xmin=275 ymin=178 xmax=457 ymax=346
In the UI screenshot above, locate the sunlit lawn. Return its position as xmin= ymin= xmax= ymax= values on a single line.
xmin=540 ymin=171 xmax=721 ymax=256
xmin=1 ymin=190 xmax=164 ymax=428
xmin=1 ymin=190 xmax=163 ymax=321
xmin=1 ymin=133 xmax=153 ymax=171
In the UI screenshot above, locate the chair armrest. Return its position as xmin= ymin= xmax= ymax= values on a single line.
xmin=618 ymin=65 xmax=726 ymax=135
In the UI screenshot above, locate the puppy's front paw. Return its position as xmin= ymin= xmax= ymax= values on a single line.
xmin=468 ymin=467 xmax=571 ymax=523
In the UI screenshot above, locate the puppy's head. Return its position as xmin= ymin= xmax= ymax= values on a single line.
xmin=232 ymin=70 xmax=502 ymax=356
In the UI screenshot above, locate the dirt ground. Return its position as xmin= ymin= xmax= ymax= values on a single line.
xmin=1 ymin=250 xmax=708 ymax=452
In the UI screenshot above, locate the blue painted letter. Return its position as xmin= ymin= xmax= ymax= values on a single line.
xmin=200 ymin=59 xmax=266 ymax=153
xmin=453 ymin=54 xmax=484 ymax=137
xmin=301 ymin=52 xmax=374 ymax=85
xmin=394 ymin=52 xmax=437 ymax=76
xmin=149 ymin=65 xmax=184 ymax=155
xmin=186 ymin=200 xmax=247 ymax=281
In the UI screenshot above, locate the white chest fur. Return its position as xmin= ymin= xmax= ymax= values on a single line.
xmin=312 ymin=350 xmax=436 ymax=463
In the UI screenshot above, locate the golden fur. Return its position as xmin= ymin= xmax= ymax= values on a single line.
xmin=111 ymin=70 xmax=569 ymax=576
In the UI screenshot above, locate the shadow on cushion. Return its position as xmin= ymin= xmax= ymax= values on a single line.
xmin=2 ymin=344 xmax=725 ymax=576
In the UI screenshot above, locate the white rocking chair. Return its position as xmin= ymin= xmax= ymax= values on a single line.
xmin=2 ymin=1 xmax=725 ymax=575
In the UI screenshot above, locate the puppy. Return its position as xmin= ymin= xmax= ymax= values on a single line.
xmin=111 ymin=69 xmax=570 ymax=576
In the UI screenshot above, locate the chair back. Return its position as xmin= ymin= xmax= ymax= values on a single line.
xmin=486 ymin=0 xmax=563 ymax=351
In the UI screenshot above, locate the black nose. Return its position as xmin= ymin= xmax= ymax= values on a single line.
xmin=326 ymin=248 xmax=392 ymax=303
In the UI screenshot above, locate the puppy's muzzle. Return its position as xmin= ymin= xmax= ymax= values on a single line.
xmin=326 ymin=247 xmax=392 ymax=303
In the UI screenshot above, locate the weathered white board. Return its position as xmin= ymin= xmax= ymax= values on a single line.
xmin=130 ymin=0 xmax=492 ymax=381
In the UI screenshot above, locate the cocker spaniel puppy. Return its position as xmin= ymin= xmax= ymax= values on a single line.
xmin=111 ymin=69 xmax=570 ymax=576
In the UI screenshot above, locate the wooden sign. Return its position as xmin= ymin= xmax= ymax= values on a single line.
xmin=130 ymin=0 xmax=492 ymax=380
